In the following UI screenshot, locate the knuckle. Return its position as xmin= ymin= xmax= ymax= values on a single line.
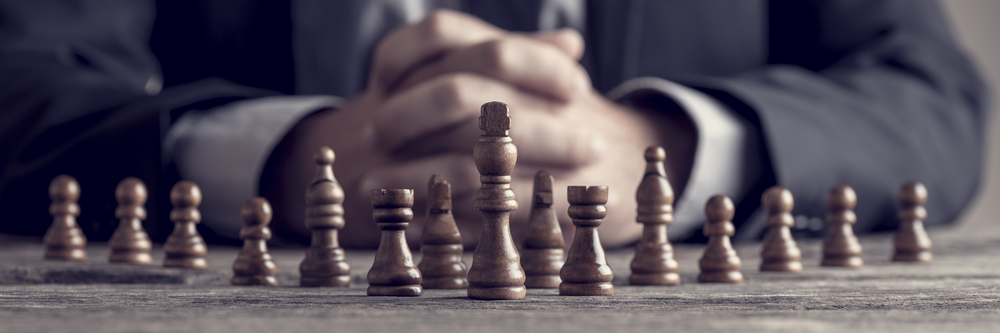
xmin=479 ymin=39 xmax=515 ymax=77
xmin=419 ymin=10 xmax=458 ymax=38
xmin=432 ymin=74 xmax=474 ymax=111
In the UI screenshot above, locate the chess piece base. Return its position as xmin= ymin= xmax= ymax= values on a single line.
xmin=44 ymin=249 xmax=86 ymax=261
xmin=164 ymin=257 xmax=207 ymax=269
xmin=698 ymin=271 xmax=743 ymax=283
xmin=821 ymin=256 xmax=864 ymax=268
xmin=232 ymin=275 xmax=278 ymax=286
xmin=629 ymin=273 xmax=680 ymax=286
xmin=301 ymin=275 xmax=351 ymax=287
xmin=468 ymin=285 xmax=526 ymax=300
xmin=760 ymin=260 xmax=803 ymax=272
xmin=422 ymin=277 xmax=468 ymax=289
xmin=892 ymin=250 xmax=933 ymax=263
xmin=367 ymin=284 xmax=422 ymax=296
xmin=109 ymin=252 xmax=152 ymax=265
xmin=559 ymin=282 xmax=614 ymax=296
xmin=525 ymin=275 xmax=561 ymax=288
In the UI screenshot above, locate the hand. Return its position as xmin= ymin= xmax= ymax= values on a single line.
xmin=262 ymin=10 xmax=695 ymax=249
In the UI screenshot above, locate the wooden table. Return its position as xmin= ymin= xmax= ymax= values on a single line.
xmin=1 ymin=217 xmax=998 ymax=333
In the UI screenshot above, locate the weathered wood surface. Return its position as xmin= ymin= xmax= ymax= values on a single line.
xmin=0 ymin=217 xmax=998 ymax=333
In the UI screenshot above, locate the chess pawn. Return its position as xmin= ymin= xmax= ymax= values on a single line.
xmin=893 ymin=182 xmax=933 ymax=263
xmin=108 ymin=177 xmax=152 ymax=264
xmin=520 ymin=170 xmax=565 ymax=288
xmin=232 ymin=197 xmax=278 ymax=286
xmin=560 ymin=186 xmax=614 ymax=296
xmin=43 ymin=175 xmax=86 ymax=260
xmin=759 ymin=186 xmax=802 ymax=272
xmin=467 ymin=102 xmax=526 ymax=300
xmin=698 ymin=195 xmax=743 ymax=283
xmin=822 ymin=185 xmax=864 ymax=268
xmin=164 ymin=181 xmax=208 ymax=268
xmin=299 ymin=147 xmax=351 ymax=287
xmin=630 ymin=147 xmax=680 ymax=285
xmin=368 ymin=189 xmax=422 ymax=296
xmin=418 ymin=175 xmax=469 ymax=289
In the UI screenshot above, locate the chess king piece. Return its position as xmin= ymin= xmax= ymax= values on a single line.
xmin=698 ymin=195 xmax=743 ymax=283
xmin=520 ymin=170 xmax=565 ymax=288
xmin=822 ymin=185 xmax=864 ymax=268
xmin=368 ymin=189 xmax=423 ymax=296
xmin=164 ymin=181 xmax=208 ymax=268
xmin=418 ymin=175 xmax=469 ymax=289
xmin=108 ymin=177 xmax=152 ymax=264
xmin=467 ymin=101 xmax=526 ymax=300
xmin=560 ymin=186 xmax=614 ymax=296
xmin=299 ymin=147 xmax=351 ymax=287
xmin=232 ymin=197 xmax=278 ymax=286
xmin=759 ymin=186 xmax=802 ymax=272
xmin=43 ymin=174 xmax=86 ymax=260
xmin=893 ymin=182 xmax=933 ymax=263
xmin=630 ymin=147 xmax=680 ymax=285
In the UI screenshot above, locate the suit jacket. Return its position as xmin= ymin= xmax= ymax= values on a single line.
xmin=0 ymin=0 xmax=988 ymax=242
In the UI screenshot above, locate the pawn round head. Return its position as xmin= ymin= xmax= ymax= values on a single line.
xmin=644 ymin=146 xmax=666 ymax=162
xmin=115 ymin=177 xmax=148 ymax=206
xmin=241 ymin=197 xmax=272 ymax=226
xmin=899 ymin=182 xmax=927 ymax=206
xmin=315 ymin=146 xmax=335 ymax=166
xmin=762 ymin=186 xmax=793 ymax=214
xmin=170 ymin=181 xmax=202 ymax=208
xmin=49 ymin=174 xmax=80 ymax=203
xmin=705 ymin=194 xmax=735 ymax=222
xmin=827 ymin=185 xmax=857 ymax=210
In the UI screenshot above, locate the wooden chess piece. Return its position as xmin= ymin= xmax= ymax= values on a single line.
xmin=43 ymin=174 xmax=86 ymax=260
xmin=164 ymin=181 xmax=208 ymax=268
xmin=520 ymin=170 xmax=565 ymax=288
xmin=232 ymin=197 xmax=278 ymax=286
xmin=299 ymin=147 xmax=351 ymax=287
xmin=822 ymin=185 xmax=864 ymax=268
xmin=467 ymin=102 xmax=526 ymax=300
xmin=108 ymin=177 xmax=152 ymax=264
xmin=760 ymin=186 xmax=802 ymax=272
xmin=418 ymin=175 xmax=469 ymax=289
xmin=560 ymin=186 xmax=614 ymax=296
xmin=368 ymin=189 xmax=422 ymax=296
xmin=698 ymin=195 xmax=743 ymax=283
xmin=630 ymin=147 xmax=680 ymax=285
xmin=893 ymin=182 xmax=933 ymax=263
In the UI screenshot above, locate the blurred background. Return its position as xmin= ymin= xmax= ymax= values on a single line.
xmin=940 ymin=0 xmax=1000 ymax=232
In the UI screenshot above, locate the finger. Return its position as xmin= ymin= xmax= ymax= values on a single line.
xmin=392 ymin=36 xmax=591 ymax=101
xmin=373 ymin=72 xmax=548 ymax=151
xmin=371 ymin=9 xmax=507 ymax=91
xmin=358 ymin=153 xmax=481 ymax=201
xmin=378 ymin=81 xmax=600 ymax=169
xmin=528 ymin=28 xmax=585 ymax=61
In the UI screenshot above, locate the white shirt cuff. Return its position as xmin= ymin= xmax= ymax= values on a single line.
xmin=608 ymin=77 xmax=758 ymax=241
xmin=163 ymin=95 xmax=343 ymax=238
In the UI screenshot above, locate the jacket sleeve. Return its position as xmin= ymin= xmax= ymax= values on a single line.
xmin=0 ymin=0 xmax=271 ymax=240
xmin=682 ymin=0 xmax=990 ymax=237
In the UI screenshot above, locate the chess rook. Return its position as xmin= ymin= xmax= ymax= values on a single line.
xmin=560 ymin=186 xmax=614 ymax=296
xmin=418 ymin=175 xmax=469 ymax=289
xmin=43 ymin=175 xmax=86 ymax=260
xmin=893 ymin=182 xmax=933 ymax=263
xmin=698 ymin=195 xmax=743 ymax=283
xmin=368 ymin=189 xmax=422 ymax=296
xmin=232 ymin=197 xmax=278 ymax=286
xmin=164 ymin=181 xmax=208 ymax=268
xmin=520 ymin=170 xmax=565 ymax=288
xmin=467 ymin=102 xmax=526 ymax=300
xmin=822 ymin=185 xmax=864 ymax=268
xmin=108 ymin=177 xmax=152 ymax=264
xmin=759 ymin=186 xmax=802 ymax=272
xmin=300 ymin=147 xmax=351 ymax=287
xmin=630 ymin=147 xmax=680 ymax=285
